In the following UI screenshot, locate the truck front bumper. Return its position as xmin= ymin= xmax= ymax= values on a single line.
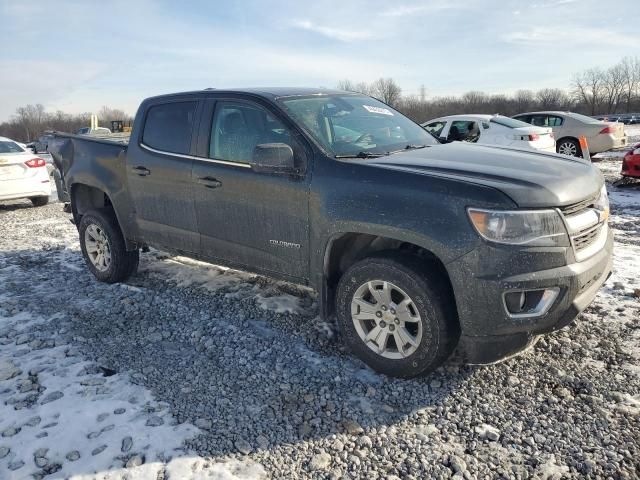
xmin=447 ymin=228 xmax=614 ymax=364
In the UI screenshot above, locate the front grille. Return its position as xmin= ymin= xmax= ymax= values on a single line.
xmin=573 ymin=225 xmax=601 ymax=252
xmin=560 ymin=194 xmax=597 ymax=217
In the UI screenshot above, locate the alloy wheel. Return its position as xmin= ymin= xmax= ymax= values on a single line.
xmin=350 ymin=280 xmax=423 ymax=359
xmin=84 ymin=224 xmax=112 ymax=272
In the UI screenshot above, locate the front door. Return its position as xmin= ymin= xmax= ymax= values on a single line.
xmin=127 ymin=98 xmax=201 ymax=253
xmin=192 ymin=97 xmax=311 ymax=281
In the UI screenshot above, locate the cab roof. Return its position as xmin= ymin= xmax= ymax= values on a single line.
xmin=144 ymin=87 xmax=360 ymax=103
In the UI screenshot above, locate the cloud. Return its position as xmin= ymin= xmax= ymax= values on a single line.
xmin=290 ymin=19 xmax=373 ymax=41
xmin=0 ymin=60 xmax=108 ymax=120
xmin=379 ymin=1 xmax=461 ymax=17
xmin=502 ymin=26 xmax=634 ymax=48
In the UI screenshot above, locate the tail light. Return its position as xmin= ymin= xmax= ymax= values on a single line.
xmin=528 ymin=134 xmax=540 ymax=141
xmin=25 ymin=157 xmax=46 ymax=168
xmin=599 ymin=126 xmax=615 ymax=134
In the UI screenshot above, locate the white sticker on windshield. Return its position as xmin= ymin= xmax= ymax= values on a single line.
xmin=362 ymin=105 xmax=394 ymax=116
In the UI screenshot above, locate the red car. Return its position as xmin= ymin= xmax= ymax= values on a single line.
xmin=622 ymin=143 xmax=640 ymax=178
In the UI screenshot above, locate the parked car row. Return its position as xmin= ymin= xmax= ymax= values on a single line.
xmin=594 ymin=113 xmax=639 ymax=125
xmin=421 ymin=110 xmax=627 ymax=158
xmin=422 ymin=115 xmax=555 ymax=153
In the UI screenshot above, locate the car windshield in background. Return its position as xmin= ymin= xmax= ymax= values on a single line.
xmin=490 ymin=116 xmax=533 ymax=129
xmin=279 ymin=94 xmax=437 ymax=157
xmin=567 ymin=112 xmax=605 ymax=124
xmin=0 ymin=141 xmax=25 ymax=154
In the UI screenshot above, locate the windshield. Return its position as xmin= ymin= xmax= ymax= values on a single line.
xmin=0 ymin=141 xmax=25 ymax=154
xmin=279 ymin=94 xmax=437 ymax=156
xmin=490 ymin=116 xmax=533 ymax=129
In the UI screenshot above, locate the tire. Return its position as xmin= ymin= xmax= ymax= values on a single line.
xmin=78 ymin=208 xmax=139 ymax=283
xmin=556 ymin=138 xmax=582 ymax=158
xmin=336 ymin=253 xmax=459 ymax=378
xmin=30 ymin=196 xmax=49 ymax=207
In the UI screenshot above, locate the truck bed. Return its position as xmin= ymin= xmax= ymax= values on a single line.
xmin=47 ymin=132 xmax=129 ymax=203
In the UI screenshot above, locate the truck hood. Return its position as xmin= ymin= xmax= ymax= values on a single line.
xmin=365 ymin=143 xmax=603 ymax=208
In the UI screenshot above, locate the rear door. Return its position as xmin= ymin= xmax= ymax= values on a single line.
xmin=127 ymin=97 xmax=202 ymax=253
xmin=191 ymin=96 xmax=311 ymax=281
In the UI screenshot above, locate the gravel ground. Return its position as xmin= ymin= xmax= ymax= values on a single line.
xmin=0 ymin=159 xmax=639 ymax=479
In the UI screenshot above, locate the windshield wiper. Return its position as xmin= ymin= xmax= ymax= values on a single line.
xmin=404 ymin=144 xmax=428 ymax=150
xmin=386 ymin=144 xmax=430 ymax=155
xmin=335 ymin=151 xmax=388 ymax=159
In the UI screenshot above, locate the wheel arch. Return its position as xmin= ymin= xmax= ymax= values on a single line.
xmin=556 ymin=136 xmax=581 ymax=152
xmin=70 ymin=183 xmax=137 ymax=251
xmin=321 ymin=232 xmax=459 ymax=324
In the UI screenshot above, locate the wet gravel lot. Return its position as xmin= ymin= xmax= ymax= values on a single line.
xmin=1 ymin=163 xmax=639 ymax=479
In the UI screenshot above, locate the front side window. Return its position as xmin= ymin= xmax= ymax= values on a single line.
xmin=0 ymin=141 xmax=25 ymax=154
xmin=528 ymin=115 xmax=548 ymax=127
xmin=449 ymin=120 xmax=480 ymax=143
xmin=424 ymin=121 xmax=446 ymax=137
xmin=210 ymin=101 xmax=296 ymax=164
xmin=142 ymin=101 xmax=197 ymax=155
xmin=279 ymin=94 xmax=436 ymax=157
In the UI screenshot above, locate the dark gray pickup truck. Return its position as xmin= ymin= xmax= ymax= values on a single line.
xmin=49 ymin=88 xmax=613 ymax=378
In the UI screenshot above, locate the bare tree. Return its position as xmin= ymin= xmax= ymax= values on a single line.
xmin=602 ymin=63 xmax=626 ymax=113
xmin=14 ymin=104 xmax=46 ymax=141
xmin=370 ymin=78 xmax=402 ymax=107
xmin=336 ymin=79 xmax=356 ymax=92
xmin=572 ymin=68 xmax=605 ymax=115
xmin=620 ymin=56 xmax=640 ymax=113
xmin=536 ymin=88 xmax=569 ymax=110
xmin=514 ymin=89 xmax=535 ymax=113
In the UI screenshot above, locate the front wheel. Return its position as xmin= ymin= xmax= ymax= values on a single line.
xmin=336 ymin=254 xmax=459 ymax=378
xmin=78 ymin=209 xmax=139 ymax=283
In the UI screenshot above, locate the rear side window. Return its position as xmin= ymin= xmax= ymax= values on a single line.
xmin=142 ymin=101 xmax=197 ymax=154
xmin=548 ymin=116 xmax=564 ymax=127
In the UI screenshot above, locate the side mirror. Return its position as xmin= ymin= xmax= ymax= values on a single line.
xmin=252 ymin=143 xmax=295 ymax=173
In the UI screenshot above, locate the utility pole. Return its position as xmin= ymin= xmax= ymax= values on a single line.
xmin=420 ymin=84 xmax=426 ymax=103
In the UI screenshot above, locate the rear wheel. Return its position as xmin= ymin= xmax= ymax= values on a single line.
xmin=79 ymin=209 xmax=139 ymax=283
xmin=336 ymin=254 xmax=459 ymax=378
xmin=30 ymin=196 xmax=49 ymax=207
xmin=557 ymin=138 xmax=582 ymax=157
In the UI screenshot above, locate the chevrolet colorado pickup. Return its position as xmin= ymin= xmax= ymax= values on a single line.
xmin=49 ymin=88 xmax=613 ymax=378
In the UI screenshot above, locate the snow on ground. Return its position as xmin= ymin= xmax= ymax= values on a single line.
xmin=0 ymin=159 xmax=639 ymax=478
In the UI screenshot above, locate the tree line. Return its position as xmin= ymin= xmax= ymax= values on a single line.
xmin=2 ymin=56 xmax=638 ymax=143
xmin=339 ymin=56 xmax=640 ymax=123
xmin=0 ymin=105 xmax=133 ymax=143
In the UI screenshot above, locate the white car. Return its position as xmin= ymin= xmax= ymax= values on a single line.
xmin=422 ymin=114 xmax=556 ymax=153
xmin=0 ymin=136 xmax=51 ymax=206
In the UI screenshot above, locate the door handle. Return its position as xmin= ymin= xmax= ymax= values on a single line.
xmin=132 ymin=166 xmax=150 ymax=176
xmin=197 ymin=176 xmax=222 ymax=189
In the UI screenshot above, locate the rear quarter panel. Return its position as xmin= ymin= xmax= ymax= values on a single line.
xmin=49 ymin=136 xmax=139 ymax=240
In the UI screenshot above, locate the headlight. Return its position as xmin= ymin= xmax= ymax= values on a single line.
xmin=467 ymin=208 xmax=569 ymax=246
xmin=594 ymin=184 xmax=609 ymax=222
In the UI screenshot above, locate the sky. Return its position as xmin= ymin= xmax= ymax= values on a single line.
xmin=1 ymin=0 xmax=639 ymax=121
